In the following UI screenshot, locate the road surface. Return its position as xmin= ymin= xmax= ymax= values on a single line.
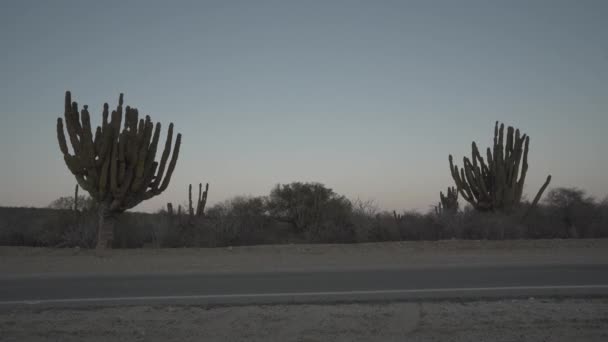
xmin=2 ymin=264 xmax=607 ymax=307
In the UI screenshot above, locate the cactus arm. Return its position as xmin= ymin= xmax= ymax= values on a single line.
xmin=131 ymin=116 xmax=154 ymax=192
xmin=522 ymin=175 xmax=552 ymax=220
xmin=449 ymin=155 xmax=475 ymax=204
xmin=197 ymin=183 xmax=209 ymax=216
xmin=157 ymin=133 xmax=181 ymax=193
xmin=57 ymin=119 xmax=70 ymax=155
xmin=151 ymin=123 xmax=173 ymax=189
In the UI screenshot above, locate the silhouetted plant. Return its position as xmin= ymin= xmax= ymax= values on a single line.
xmin=543 ymin=187 xmax=597 ymax=238
xmin=449 ymin=121 xmax=551 ymax=213
xmin=165 ymin=183 xmax=210 ymax=228
xmin=48 ymin=189 xmax=96 ymax=212
xmin=266 ymin=182 xmax=351 ymax=232
xmin=56 ymin=91 xmax=181 ymax=249
xmin=435 ymin=186 xmax=459 ymax=216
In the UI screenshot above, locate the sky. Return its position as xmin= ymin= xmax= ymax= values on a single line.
xmin=0 ymin=0 xmax=606 ymax=213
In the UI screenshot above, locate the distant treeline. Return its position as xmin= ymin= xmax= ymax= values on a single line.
xmin=1 ymin=184 xmax=606 ymax=248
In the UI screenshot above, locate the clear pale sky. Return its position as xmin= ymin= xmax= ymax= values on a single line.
xmin=1 ymin=0 xmax=606 ymax=213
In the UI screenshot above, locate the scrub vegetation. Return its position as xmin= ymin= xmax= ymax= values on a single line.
xmin=3 ymin=91 xmax=605 ymax=249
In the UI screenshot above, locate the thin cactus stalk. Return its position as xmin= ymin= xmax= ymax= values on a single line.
xmin=165 ymin=183 xmax=210 ymax=224
xmin=74 ymin=184 xmax=79 ymax=212
xmin=196 ymin=183 xmax=209 ymax=216
xmin=185 ymin=182 xmax=210 ymax=218
xmin=188 ymin=184 xmax=194 ymax=217
xmin=434 ymin=203 xmax=442 ymax=216
xmin=448 ymin=121 xmax=551 ymax=212
xmin=56 ymin=91 xmax=181 ymax=249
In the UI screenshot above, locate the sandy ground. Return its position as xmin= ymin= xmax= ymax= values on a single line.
xmin=2 ymin=239 xmax=608 ymax=276
xmin=0 ymin=299 xmax=607 ymax=342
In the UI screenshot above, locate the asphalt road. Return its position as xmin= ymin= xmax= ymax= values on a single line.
xmin=1 ymin=264 xmax=607 ymax=307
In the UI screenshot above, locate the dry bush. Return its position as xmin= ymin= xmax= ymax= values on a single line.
xmin=361 ymin=212 xmax=401 ymax=242
xmin=457 ymin=208 xmax=526 ymax=240
xmin=349 ymin=200 xmax=398 ymax=242
xmin=542 ymin=187 xmax=598 ymax=238
xmin=0 ymin=207 xmax=78 ymax=246
xmin=203 ymin=196 xmax=274 ymax=247
xmin=305 ymin=221 xmax=357 ymax=243
xmin=158 ymin=196 xmax=279 ymax=248
xmin=2 ymin=186 xmax=607 ymax=249
xmin=589 ymin=197 xmax=608 ymax=238
xmin=523 ymin=204 xmax=567 ymax=239
xmin=267 ymin=182 xmax=352 ymax=233
xmin=55 ymin=210 xmax=97 ymax=248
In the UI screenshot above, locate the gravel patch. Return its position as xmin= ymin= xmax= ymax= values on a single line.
xmin=1 ymin=299 xmax=607 ymax=342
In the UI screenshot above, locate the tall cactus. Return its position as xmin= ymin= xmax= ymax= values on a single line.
xmin=448 ymin=122 xmax=551 ymax=212
xmin=57 ymin=91 xmax=181 ymax=249
xmin=436 ymin=186 xmax=459 ymax=215
xmin=186 ymin=182 xmax=210 ymax=218
xmin=167 ymin=182 xmax=210 ymax=221
xmin=73 ymin=184 xmax=79 ymax=212
xmin=196 ymin=183 xmax=210 ymax=216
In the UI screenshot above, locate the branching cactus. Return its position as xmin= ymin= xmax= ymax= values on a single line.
xmin=57 ymin=91 xmax=181 ymax=249
xmin=449 ymin=121 xmax=551 ymax=213
xmin=437 ymin=186 xmax=459 ymax=215
xmin=167 ymin=182 xmax=209 ymax=221
xmin=185 ymin=182 xmax=210 ymax=218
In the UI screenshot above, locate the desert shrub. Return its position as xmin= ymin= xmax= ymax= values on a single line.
xmin=542 ymin=187 xmax=598 ymax=238
xmin=48 ymin=195 xmax=97 ymax=212
xmin=306 ymin=196 xmax=355 ymax=243
xmin=522 ymin=204 xmax=566 ymax=239
xmin=350 ymin=199 xmax=393 ymax=242
xmin=305 ymin=220 xmax=357 ymax=243
xmin=353 ymin=201 xmax=458 ymax=242
xmin=456 ymin=208 xmax=526 ymax=240
xmin=2 ymin=186 xmax=606 ymax=249
xmin=266 ymin=182 xmax=352 ymax=233
xmin=204 ymin=196 xmax=271 ymax=246
xmin=589 ymin=197 xmax=608 ymax=238
xmin=0 ymin=208 xmax=82 ymax=246
xmin=52 ymin=211 xmax=97 ymax=248
xmin=1 ymin=208 xmax=57 ymax=246
xmin=430 ymin=209 xmax=465 ymax=240
xmin=158 ymin=219 xmax=203 ymax=248
xmin=394 ymin=211 xmax=445 ymax=241
xmin=361 ymin=212 xmax=401 ymax=242
xmin=160 ymin=196 xmax=278 ymax=248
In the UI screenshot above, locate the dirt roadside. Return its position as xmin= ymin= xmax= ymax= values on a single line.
xmin=1 ymin=239 xmax=607 ymax=276
xmin=1 ymin=239 xmax=607 ymax=341
xmin=1 ymin=298 xmax=607 ymax=342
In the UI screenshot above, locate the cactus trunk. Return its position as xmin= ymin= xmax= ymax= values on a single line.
xmin=96 ymin=202 xmax=116 ymax=250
